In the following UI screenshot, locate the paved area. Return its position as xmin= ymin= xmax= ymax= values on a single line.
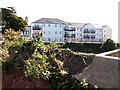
xmin=73 ymin=50 xmax=119 ymax=88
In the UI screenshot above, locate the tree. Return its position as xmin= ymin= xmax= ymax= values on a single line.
xmin=2 ymin=7 xmax=27 ymax=33
xmin=0 ymin=8 xmax=2 ymax=25
xmin=100 ymin=38 xmax=118 ymax=52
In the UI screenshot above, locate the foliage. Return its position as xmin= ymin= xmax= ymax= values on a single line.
xmin=62 ymin=42 xmax=102 ymax=54
xmin=117 ymin=43 xmax=120 ymax=48
xmin=1 ymin=36 xmax=97 ymax=89
xmin=100 ymin=38 xmax=118 ymax=52
xmin=0 ymin=8 xmax=2 ymax=25
xmin=4 ymin=29 xmax=22 ymax=41
xmin=62 ymin=39 xmax=119 ymax=54
xmin=50 ymin=78 xmax=98 ymax=90
xmin=2 ymin=7 xmax=27 ymax=33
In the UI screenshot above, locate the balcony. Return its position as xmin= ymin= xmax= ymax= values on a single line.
xmin=83 ymin=35 xmax=90 ymax=39
xmin=32 ymin=26 xmax=41 ymax=30
xmin=64 ymin=34 xmax=75 ymax=38
xmin=91 ymin=30 xmax=95 ymax=33
xmin=84 ymin=29 xmax=95 ymax=33
xmin=64 ymin=26 xmax=75 ymax=31
xmin=84 ymin=29 xmax=90 ymax=33
xmin=91 ymin=35 xmax=95 ymax=39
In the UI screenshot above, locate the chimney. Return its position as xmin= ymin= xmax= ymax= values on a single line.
xmin=25 ymin=16 xmax=28 ymax=23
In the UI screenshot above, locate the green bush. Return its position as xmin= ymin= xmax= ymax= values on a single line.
xmin=62 ymin=42 xmax=102 ymax=54
xmin=100 ymin=38 xmax=118 ymax=52
xmin=1 ymin=36 xmax=98 ymax=89
xmin=117 ymin=43 xmax=120 ymax=48
xmin=62 ymin=39 xmax=119 ymax=54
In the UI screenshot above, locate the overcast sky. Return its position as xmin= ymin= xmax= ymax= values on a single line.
xmin=0 ymin=0 xmax=119 ymax=42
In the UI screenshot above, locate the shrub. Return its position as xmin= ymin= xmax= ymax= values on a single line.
xmin=62 ymin=42 xmax=102 ymax=54
xmin=1 ymin=36 xmax=98 ymax=89
xmin=117 ymin=43 xmax=120 ymax=48
xmin=4 ymin=29 xmax=22 ymax=42
xmin=100 ymin=38 xmax=118 ymax=52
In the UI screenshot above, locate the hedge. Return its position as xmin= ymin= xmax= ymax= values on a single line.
xmin=62 ymin=42 xmax=102 ymax=54
xmin=62 ymin=42 xmax=119 ymax=54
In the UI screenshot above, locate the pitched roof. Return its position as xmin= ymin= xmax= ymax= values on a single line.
xmin=32 ymin=18 xmax=69 ymax=25
xmin=90 ymin=23 xmax=103 ymax=28
xmin=69 ymin=23 xmax=86 ymax=28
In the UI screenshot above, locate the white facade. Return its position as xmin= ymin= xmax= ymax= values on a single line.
xmin=42 ymin=24 xmax=65 ymax=42
xmin=23 ymin=18 xmax=112 ymax=43
xmin=81 ymin=23 xmax=103 ymax=42
xmin=102 ymin=25 xmax=112 ymax=41
xmin=31 ymin=23 xmax=65 ymax=42
xmin=71 ymin=23 xmax=104 ymax=42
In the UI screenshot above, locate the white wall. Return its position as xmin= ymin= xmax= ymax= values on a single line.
xmin=81 ymin=24 xmax=103 ymax=42
xmin=75 ymin=28 xmax=82 ymax=42
xmin=42 ymin=24 xmax=64 ymax=42
xmin=103 ymin=26 xmax=112 ymax=41
xmin=31 ymin=23 xmax=65 ymax=42
xmin=30 ymin=22 xmax=111 ymax=43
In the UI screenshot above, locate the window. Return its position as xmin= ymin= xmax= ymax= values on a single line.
xmin=99 ymin=29 xmax=102 ymax=32
xmin=40 ymin=33 xmax=42 ymax=36
xmin=33 ymin=25 xmax=41 ymax=30
xmin=84 ymin=28 xmax=90 ymax=33
xmin=60 ymin=38 xmax=62 ymax=41
xmin=48 ymin=24 xmax=50 ymax=27
xmin=60 ymin=31 xmax=62 ymax=34
xmin=99 ymin=39 xmax=102 ymax=41
xmin=43 ymin=31 xmax=45 ymax=34
xmin=91 ymin=35 xmax=95 ymax=39
xmin=84 ymin=35 xmax=90 ymax=38
xmin=91 ymin=29 xmax=95 ymax=33
xmin=55 ymin=24 xmax=57 ymax=27
xmin=25 ymin=31 xmax=27 ymax=34
xmin=43 ymin=24 xmax=45 ymax=27
xmin=55 ymin=31 xmax=57 ymax=34
xmin=59 ymin=24 xmax=61 ymax=27
xmin=48 ymin=31 xmax=50 ymax=34
xmin=55 ymin=38 xmax=57 ymax=41
xmin=27 ymin=31 xmax=29 ymax=36
xmin=48 ymin=38 xmax=50 ymax=41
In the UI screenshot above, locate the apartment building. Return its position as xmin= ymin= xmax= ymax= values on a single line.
xmin=31 ymin=18 xmax=68 ymax=42
xmin=23 ymin=18 xmax=112 ymax=42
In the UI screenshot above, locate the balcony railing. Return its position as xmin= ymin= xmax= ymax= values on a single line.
xmin=32 ymin=26 xmax=41 ymax=30
xmin=91 ymin=30 xmax=95 ymax=33
xmin=84 ymin=29 xmax=95 ymax=33
xmin=64 ymin=34 xmax=75 ymax=38
xmin=64 ymin=26 xmax=75 ymax=31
